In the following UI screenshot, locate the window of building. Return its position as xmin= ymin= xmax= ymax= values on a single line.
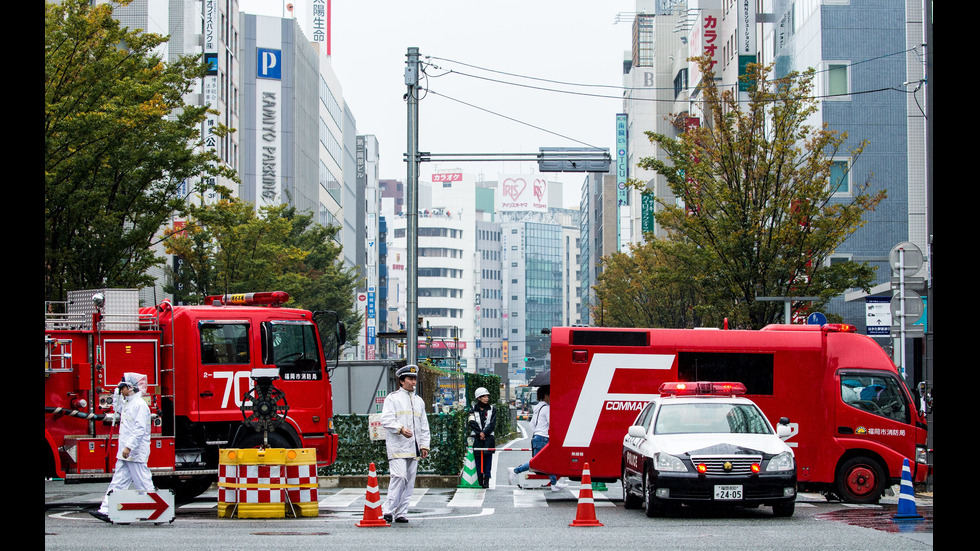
xmin=830 ymin=159 xmax=851 ymax=196
xmin=825 ymin=62 xmax=850 ymax=100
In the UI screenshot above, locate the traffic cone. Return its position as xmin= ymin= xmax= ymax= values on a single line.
xmin=356 ymin=463 xmax=389 ymax=527
xmin=893 ymin=458 xmax=923 ymax=520
xmin=458 ymin=447 xmax=481 ymax=488
xmin=569 ymin=462 xmax=603 ymax=527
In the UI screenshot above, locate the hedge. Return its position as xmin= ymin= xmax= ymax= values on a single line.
xmin=322 ymin=410 xmax=469 ymax=475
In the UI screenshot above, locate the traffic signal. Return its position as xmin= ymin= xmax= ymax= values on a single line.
xmin=523 ymin=357 xmax=535 ymax=362
xmin=417 ymin=316 xmax=424 ymax=336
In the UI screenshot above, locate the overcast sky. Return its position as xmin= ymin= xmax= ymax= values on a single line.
xmin=239 ymin=0 xmax=639 ymax=207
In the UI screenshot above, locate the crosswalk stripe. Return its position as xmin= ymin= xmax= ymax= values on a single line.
xmin=513 ymin=488 xmax=549 ymax=508
xmin=448 ymin=488 xmax=486 ymax=508
xmin=318 ymin=487 xmax=363 ymax=508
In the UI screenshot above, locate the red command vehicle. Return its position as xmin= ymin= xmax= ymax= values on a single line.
xmin=44 ymin=289 xmax=341 ymax=500
xmin=532 ymin=324 xmax=929 ymax=504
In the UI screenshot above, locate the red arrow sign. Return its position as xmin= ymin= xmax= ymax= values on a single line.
xmin=118 ymin=492 xmax=169 ymax=520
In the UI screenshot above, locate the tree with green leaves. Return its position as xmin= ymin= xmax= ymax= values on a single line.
xmin=593 ymin=238 xmax=715 ymax=329
xmin=45 ymin=0 xmax=236 ymax=301
xmin=162 ymin=199 xmax=361 ymax=354
xmin=610 ymin=57 xmax=885 ymax=329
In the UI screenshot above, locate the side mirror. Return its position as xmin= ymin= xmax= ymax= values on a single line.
xmin=627 ymin=425 xmax=647 ymax=438
xmin=776 ymin=417 xmax=792 ymax=438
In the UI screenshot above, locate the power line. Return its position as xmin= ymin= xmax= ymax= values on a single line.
xmin=422 ymin=88 xmax=604 ymax=150
xmin=425 ymin=47 xmax=923 ymax=103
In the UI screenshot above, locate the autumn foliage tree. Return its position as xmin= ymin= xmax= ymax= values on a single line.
xmin=162 ymin=199 xmax=362 ymax=352
xmin=45 ymin=0 xmax=235 ymax=300
xmin=596 ymin=57 xmax=886 ymax=329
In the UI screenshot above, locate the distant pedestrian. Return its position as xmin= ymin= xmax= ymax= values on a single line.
xmin=380 ymin=364 xmax=431 ymax=523
xmin=468 ymin=387 xmax=497 ymax=488
xmin=90 ymin=373 xmax=154 ymax=523
xmin=508 ymin=386 xmax=567 ymax=491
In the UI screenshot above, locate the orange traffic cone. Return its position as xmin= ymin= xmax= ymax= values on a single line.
xmin=356 ymin=462 xmax=389 ymax=527
xmin=569 ymin=462 xmax=603 ymax=527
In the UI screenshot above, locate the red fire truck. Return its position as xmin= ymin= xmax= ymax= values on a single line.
xmin=44 ymin=289 xmax=343 ymax=500
xmin=531 ymin=324 xmax=929 ymax=504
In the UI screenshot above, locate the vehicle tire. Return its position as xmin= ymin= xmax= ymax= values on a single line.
xmin=234 ymin=430 xmax=293 ymax=450
xmin=771 ymin=500 xmax=795 ymax=517
xmin=835 ymin=456 xmax=886 ymax=504
xmin=642 ymin=469 xmax=668 ymax=518
xmin=156 ymin=475 xmax=213 ymax=502
xmin=621 ymin=468 xmax=642 ymax=510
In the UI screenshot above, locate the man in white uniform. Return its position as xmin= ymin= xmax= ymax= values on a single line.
xmin=90 ymin=373 xmax=154 ymax=523
xmin=380 ymin=364 xmax=431 ymax=523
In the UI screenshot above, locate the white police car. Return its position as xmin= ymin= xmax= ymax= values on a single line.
xmin=621 ymin=382 xmax=797 ymax=517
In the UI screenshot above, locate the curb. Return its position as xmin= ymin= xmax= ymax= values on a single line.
xmin=318 ymin=475 xmax=459 ymax=488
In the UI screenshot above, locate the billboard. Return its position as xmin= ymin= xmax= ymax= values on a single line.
xmin=498 ymin=175 xmax=549 ymax=213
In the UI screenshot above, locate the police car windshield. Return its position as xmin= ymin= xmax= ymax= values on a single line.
xmin=653 ymin=402 xmax=772 ymax=435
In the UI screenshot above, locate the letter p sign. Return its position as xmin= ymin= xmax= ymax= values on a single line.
xmin=257 ymin=48 xmax=282 ymax=80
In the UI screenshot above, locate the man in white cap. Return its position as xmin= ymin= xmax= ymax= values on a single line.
xmin=90 ymin=373 xmax=154 ymax=522
xmin=380 ymin=364 xmax=431 ymax=523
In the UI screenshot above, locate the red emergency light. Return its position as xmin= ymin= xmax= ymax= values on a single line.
xmin=659 ymin=381 xmax=747 ymax=396
xmin=822 ymin=323 xmax=857 ymax=333
xmin=203 ymin=292 xmax=290 ymax=307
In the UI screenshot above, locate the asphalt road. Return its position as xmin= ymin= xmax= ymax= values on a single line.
xmin=44 ymin=432 xmax=933 ymax=550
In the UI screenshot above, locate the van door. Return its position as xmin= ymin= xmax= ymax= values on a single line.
xmin=835 ymin=370 xmax=916 ymax=472
xmin=197 ymin=321 xmax=253 ymax=421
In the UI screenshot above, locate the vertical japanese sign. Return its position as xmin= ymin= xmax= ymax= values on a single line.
xmin=201 ymin=0 xmax=219 ymax=204
xmin=689 ymin=9 xmax=722 ymax=87
xmin=737 ymin=0 xmax=758 ymax=92
xmin=616 ymin=114 xmax=628 ymax=250
xmin=310 ymin=0 xmax=330 ymax=53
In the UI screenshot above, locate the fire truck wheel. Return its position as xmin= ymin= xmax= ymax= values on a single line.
xmin=835 ymin=456 xmax=886 ymax=504
xmin=157 ymin=476 xmax=213 ymax=502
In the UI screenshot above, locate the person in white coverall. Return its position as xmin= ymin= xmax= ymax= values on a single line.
xmin=90 ymin=373 xmax=154 ymax=523
xmin=380 ymin=364 xmax=431 ymax=523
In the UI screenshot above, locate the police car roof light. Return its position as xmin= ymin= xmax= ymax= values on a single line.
xmin=659 ymin=381 xmax=747 ymax=396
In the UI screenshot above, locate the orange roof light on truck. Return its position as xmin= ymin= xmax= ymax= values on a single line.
xmin=203 ymin=291 xmax=291 ymax=307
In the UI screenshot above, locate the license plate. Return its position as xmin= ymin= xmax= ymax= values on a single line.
xmin=714 ymin=485 xmax=743 ymax=500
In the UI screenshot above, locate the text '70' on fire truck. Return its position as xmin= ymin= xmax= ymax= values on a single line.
xmin=44 ymin=289 xmax=346 ymax=500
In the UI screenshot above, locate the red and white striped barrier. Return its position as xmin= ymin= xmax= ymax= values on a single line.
xmin=217 ymin=448 xmax=319 ymax=518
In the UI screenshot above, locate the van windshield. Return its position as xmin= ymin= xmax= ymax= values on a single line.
xmin=654 ymin=402 xmax=772 ymax=435
xmin=265 ymin=321 xmax=322 ymax=380
xmin=840 ymin=372 xmax=909 ymax=423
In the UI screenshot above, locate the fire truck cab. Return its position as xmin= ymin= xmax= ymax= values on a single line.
xmin=44 ymin=289 xmax=341 ymax=499
xmin=531 ymin=324 xmax=929 ymax=504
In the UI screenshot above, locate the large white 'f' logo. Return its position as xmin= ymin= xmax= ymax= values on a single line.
xmin=562 ymin=353 xmax=674 ymax=448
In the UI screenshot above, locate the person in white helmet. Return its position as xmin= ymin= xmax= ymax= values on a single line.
xmin=381 ymin=364 xmax=431 ymax=523
xmin=468 ymin=387 xmax=497 ymax=488
xmin=90 ymin=373 xmax=154 ymax=523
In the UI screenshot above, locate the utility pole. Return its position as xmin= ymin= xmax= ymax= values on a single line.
xmin=405 ymin=47 xmax=420 ymax=366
